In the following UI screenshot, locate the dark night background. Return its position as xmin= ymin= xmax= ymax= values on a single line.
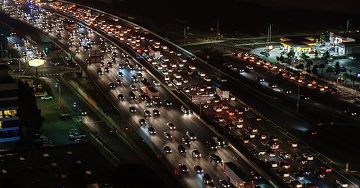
xmin=72 ymin=0 xmax=360 ymax=39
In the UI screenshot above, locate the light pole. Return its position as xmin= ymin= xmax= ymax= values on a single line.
xmin=28 ymin=59 xmax=45 ymax=92
xmin=296 ymin=79 xmax=302 ymax=112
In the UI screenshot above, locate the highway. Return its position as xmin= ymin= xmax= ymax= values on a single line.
xmin=1 ymin=0 xmax=359 ymax=187
xmin=0 ymin=1 xmax=261 ymax=188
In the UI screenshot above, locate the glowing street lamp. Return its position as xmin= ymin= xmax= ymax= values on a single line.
xmin=29 ymin=59 xmax=45 ymax=91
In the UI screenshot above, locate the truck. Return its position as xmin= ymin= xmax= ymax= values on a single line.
xmin=223 ymin=162 xmax=255 ymax=188
xmin=88 ymin=50 xmax=102 ymax=64
xmin=139 ymin=80 xmax=159 ymax=99
xmin=216 ymin=87 xmax=230 ymax=100
xmin=150 ymin=51 xmax=162 ymax=59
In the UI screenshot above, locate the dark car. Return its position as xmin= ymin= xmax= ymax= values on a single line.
xmin=181 ymin=137 xmax=191 ymax=147
xmin=129 ymin=91 xmax=136 ymax=100
xmin=148 ymin=126 xmax=156 ymax=135
xmin=177 ymin=145 xmax=186 ymax=155
xmin=109 ymin=82 xmax=116 ymax=89
xmin=194 ymin=165 xmax=203 ymax=174
xmin=178 ymin=163 xmax=188 ymax=173
xmin=129 ymin=106 xmax=136 ymax=113
xmin=139 ymin=119 xmax=146 ymax=126
xmin=164 ymin=132 xmax=172 ymax=140
xmin=153 ymin=109 xmax=160 ymax=117
xmin=202 ymin=174 xmax=214 ymax=185
xmin=165 ymin=100 xmax=173 ymax=107
xmin=117 ymin=94 xmax=124 ymax=101
xmin=206 ymin=140 xmax=218 ymax=150
xmin=164 ymin=146 xmax=172 ymax=154
xmin=210 ymin=154 xmax=222 ymax=164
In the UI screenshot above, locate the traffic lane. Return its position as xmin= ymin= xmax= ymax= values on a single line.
xmin=46 ymin=77 xmax=143 ymax=164
xmin=232 ymin=56 xmax=360 ymax=117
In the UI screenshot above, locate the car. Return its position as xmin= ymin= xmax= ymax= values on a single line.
xmin=178 ymin=163 xmax=188 ymax=173
xmin=210 ymin=154 xmax=222 ymax=164
xmin=163 ymin=146 xmax=172 ymax=154
xmin=97 ymin=68 xmax=103 ymax=75
xmin=213 ymin=136 xmax=226 ymax=147
xmin=116 ymin=79 xmax=123 ymax=85
xmin=336 ymin=180 xmax=349 ymax=188
xmin=186 ymin=131 xmax=197 ymax=141
xmin=109 ymin=82 xmax=116 ymax=89
xmin=167 ymin=122 xmax=176 ymax=130
xmin=256 ymin=77 xmax=265 ymax=82
xmin=104 ymin=67 xmax=109 ymax=73
xmin=344 ymin=109 xmax=357 ymax=116
xmin=74 ymin=138 xmax=86 ymax=143
xmin=153 ymin=109 xmax=160 ymax=117
xmin=130 ymin=84 xmax=137 ymax=90
xmin=268 ymin=83 xmax=277 ymax=88
xmin=148 ymin=126 xmax=156 ymax=135
xmin=129 ymin=106 xmax=136 ymax=113
xmin=68 ymin=129 xmax=78 ymax=135
xmin=206 ymin=140 xmax=218 ymax=150
xmin=117 ymin=94 xmax=124 ymax=101
xmin=283 ymin=89 xmax=292 ymax=94
xmin=146 ymin=100 xmax=152 ymax=107
xmin=139 ymin=119 xmax=146 ymax=126
xmin=192 ymin=149 xmax=202 ymax=158
xmin=144 ymin=110 xmax=151 ymax=117
xmin=80 ymin=110 xmax=87 ymax=116
xmin=177 ymin=145 xmax=186 ymax=155
xmin=181 ymin=137 xmax=191 ymax=147
xmin=202 ymin=174 xmax=214 ymax=185
xmin=152 ymin=99 xmax=162 ymax=106
xmin=129 ymin=91 xmax=136 ymax=100
xmin=194 ymin=165 xmax=203 ymax=174
xmin=68 ymin=132 xmax=86 ymax=140
xmin=300 ymin=95 xmax=310 ymax=101
xmin=288 ymin=141 xmax=298 ymax=148
xmin=164 ymin=132 xmax=172 ymax=140
xmin=219 ymin=180 xmax=230 ymax=187
xmin=165 ymin=100 xmax=173 ymax=107
xmin=153 ymin=80 xmax=160 ymax=86
xmin=40 ymin=95 xmax=53 ymax=100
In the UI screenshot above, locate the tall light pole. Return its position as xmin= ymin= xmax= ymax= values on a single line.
xmin=29 ymin=59 xmax=45 ymax=92
xmin=296 ymin=79 xmax=302 ymax=112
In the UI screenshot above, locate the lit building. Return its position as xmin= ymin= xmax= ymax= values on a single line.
xmin=0 ymin=65 xmax=20 ymax=150
xmin=280 ymin=36 xmax=317 ymax=57
xmin=329 ymin=32 xmax=360 ymax=56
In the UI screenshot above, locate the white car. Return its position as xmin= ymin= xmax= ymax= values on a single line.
xmin=41 ymin=95 xmax=53 ymax=100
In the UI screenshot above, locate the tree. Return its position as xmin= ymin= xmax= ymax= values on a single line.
xmin=295 ymin=63 xmax=304 ymax=71
xmin=287 ymin=48 xmax=295 ymax=59
xmin=314 ymin=50 xmax=319 ymax=60
xmin=326 ymin=66 xmax=334 ymax=77
xmin=312 ymin=65 xmax=319 ymax=75
xmin=348 ymin=74 xmax=357 ymax=88
xmin=323 ymin=51 xmax=330 ymax=61
xmin=334 ymin=61 xmax=341 ymax=75
xmin=342 ymin=73 xmax=349 ymax=85
xmin=300 ymin=52 xmax=309 ymax=62
xmin=319 ymin=64 xmax=325 ymax=75
xmin=306 ymin=60 xmax=313 ymax=72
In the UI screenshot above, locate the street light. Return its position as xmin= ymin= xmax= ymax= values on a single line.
xmin=296 ymin=79 xmax=302 ymax=112
xmin=29 ymin=58 xmax=45 ymax=92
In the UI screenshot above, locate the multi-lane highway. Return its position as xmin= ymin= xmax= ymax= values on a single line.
xmin=1 ymin=0 xmax=359 ymax=187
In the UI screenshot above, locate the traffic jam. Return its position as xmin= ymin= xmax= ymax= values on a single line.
xmin=1 ymin=0 xmax=355 ymax=187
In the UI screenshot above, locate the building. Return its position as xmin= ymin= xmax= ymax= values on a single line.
xmin=329 ymin=32 xmax=360 ymax=56
xmin=0 ymin=65 xmax=20 ymax=150
xmin=280 ymin=36 xmax=317 ymax=56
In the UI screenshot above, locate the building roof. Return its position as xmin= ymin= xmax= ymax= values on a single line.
xmin=280 ymin=36 xmax=316 ymax=48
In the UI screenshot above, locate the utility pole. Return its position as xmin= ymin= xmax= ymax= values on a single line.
xmin=183 ymin=27 xmax=186 ymax=45
xmin=346 ymin=20 xmax=350 ymax=33
xmin=216 ymin=20 xmax=220 ymax=39
xmin=296 ymin=83 xmax=300 ymax=112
